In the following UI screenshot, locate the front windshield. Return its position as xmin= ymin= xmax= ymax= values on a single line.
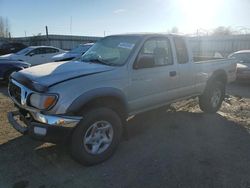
xmin=81 ymin=36 xmax=140 ymax=66
xmin=70 ymin=45 xmax=92 ymax=53
xmin=15 ymin=47 xmax=33 ymax=55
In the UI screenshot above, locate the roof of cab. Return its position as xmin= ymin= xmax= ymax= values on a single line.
xmin=108 ymin=33 xmax=185 ymax=38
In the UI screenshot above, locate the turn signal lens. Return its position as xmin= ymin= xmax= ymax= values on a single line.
xmin=43 ymin=96 xmax=56 ymax=109
xmin=29 ymin=93 xmax=58 ymax=110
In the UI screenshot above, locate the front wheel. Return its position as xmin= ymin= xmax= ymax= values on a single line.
xmin=199 ymin=81 xmax=225 ymax=113
xmin=71 ymin=107 xmax=122 ymax=166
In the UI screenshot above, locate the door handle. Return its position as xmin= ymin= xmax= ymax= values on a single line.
xmin=169 ymin=71 xmax=177 ymax=77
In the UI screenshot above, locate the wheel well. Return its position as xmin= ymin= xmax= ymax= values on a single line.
xmin=79 ymin=96 xmax=128 ymax=120
xmin=208 ymin=70 xmax=227 ymax=85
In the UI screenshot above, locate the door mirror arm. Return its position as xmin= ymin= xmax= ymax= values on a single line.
xmin=134 ymin=55 xmax=155 ymax=69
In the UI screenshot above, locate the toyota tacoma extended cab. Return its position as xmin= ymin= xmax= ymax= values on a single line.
xmin=7 ymin=34 xmax=236 ymax=165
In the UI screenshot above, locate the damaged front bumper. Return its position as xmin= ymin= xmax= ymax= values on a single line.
xmin=8 ymin=110 xmax=82 ymax=143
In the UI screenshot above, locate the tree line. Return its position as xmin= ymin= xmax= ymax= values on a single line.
xmin=169 ymin=26 xmax=250 ymax=36
xmin=0 ymin=16 xmax=10 ymax=38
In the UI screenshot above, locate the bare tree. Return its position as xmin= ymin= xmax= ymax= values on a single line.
xmin=30 ymin=33 xmax=42 ymax=46
xmin=0 ymin=16 xmax=10 ymax=38
xmin=212 ymin=26 xmax=233 ymax=36
xmin=170 ymin=27 xmax=179 ymax=34
xmin=167 ymin=27 xmax=179 ymax=34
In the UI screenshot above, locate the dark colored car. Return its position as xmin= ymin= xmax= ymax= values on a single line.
xmin=0 ymin=42 xmax=27 ymax=55
xmin=0 ymin=59 xmax=30 ymax=83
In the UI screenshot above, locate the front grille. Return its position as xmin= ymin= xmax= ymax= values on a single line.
xmin=9 ymin=81 xmax=21 ymax=104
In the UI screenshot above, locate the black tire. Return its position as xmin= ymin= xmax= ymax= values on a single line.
xmin=199 ymin=81 xmax=225 ymax=113
xmin=71 ymin=107 xmax=122 ymax=166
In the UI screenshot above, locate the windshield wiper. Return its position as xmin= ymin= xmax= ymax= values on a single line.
xmin=82 ymin=58 xmax=115 ymax=66
xmin=88 ymin=58 xmax=107 ymax=64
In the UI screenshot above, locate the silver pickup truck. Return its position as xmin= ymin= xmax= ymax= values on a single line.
xmin=7 ymin=34 xmax=236 ymax=165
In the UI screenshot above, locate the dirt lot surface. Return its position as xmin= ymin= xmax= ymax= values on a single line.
xmin=0 ymin=83 xmax=250 ymax=188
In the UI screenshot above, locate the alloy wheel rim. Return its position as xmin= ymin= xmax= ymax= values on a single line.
xmin=211 ymin=88 xmax=221 ymax=108
xmin=83 ymin=120 xmax=114 ymax=155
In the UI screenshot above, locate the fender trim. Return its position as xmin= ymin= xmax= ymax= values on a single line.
xmin=66 ymin=87 xmax=128 ymax=115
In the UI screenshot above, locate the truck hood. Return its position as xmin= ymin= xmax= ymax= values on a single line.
xmin=12 ymin=60 xmax=115 ymax=92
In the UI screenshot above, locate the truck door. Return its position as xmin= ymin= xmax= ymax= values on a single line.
xmin=173 ymin=36 xmax=196 ymax=97
xmin=128 ymin=37 xmax=179 ymax=113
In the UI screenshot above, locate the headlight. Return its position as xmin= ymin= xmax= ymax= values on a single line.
xmin=29 ymin=93 xmax=58 ymax=110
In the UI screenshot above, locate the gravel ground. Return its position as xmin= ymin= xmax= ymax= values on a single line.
xmin=0 ymin=83 xmax=249 ymax=188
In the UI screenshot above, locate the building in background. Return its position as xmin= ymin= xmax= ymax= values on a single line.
xmin=2 ymin=34 xmax=250 ymax=57
xmin=0 ymin=35 xmax=101 ymax=50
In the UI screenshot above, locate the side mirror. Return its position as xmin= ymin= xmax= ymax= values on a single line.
xmin=134 ymin=55 xmax=155 ymax=69
xmin=28 ymin=52 xmax=35 ymax=57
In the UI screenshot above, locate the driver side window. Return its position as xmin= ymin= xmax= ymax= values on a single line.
xmin=26 ymin=49 xmax=36 ymax=56
xmin=27 ymin=48 xmax=43 ymax=56
xmin=135 ymin=37 xmax=173 ymax=69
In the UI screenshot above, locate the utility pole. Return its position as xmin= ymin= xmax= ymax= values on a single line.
xmin=70 ymin=16 xmax=72 ymax=35
xmin=45 ymin=26 xmax=49 ymax=38
xmin=45 ymin=26 xmax=49 ymax=45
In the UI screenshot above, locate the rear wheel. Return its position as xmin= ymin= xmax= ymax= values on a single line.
xmin=199 ymin=81 xmax=225 ymax=113
xmin=71 ymin=107 xmax=122 ymax=166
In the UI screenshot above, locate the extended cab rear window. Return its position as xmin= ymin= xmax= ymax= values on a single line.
xmin=174 ymin=37 xmax=189 ymax=64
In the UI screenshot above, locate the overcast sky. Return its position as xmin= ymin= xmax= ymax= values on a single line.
xmin=1 ymin=0 xmax=250 ymax=37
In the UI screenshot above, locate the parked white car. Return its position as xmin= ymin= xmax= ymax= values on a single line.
xmin=0 ymin=46 xmax=66 ymax=66
xmin=228 ymin=50 xmax=250 ymax=80
xmin=52 ymin=43 xmax=93 ymax=62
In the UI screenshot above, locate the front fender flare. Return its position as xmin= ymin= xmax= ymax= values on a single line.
xmin=66 ymin=87 xmax=128 ymax=115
